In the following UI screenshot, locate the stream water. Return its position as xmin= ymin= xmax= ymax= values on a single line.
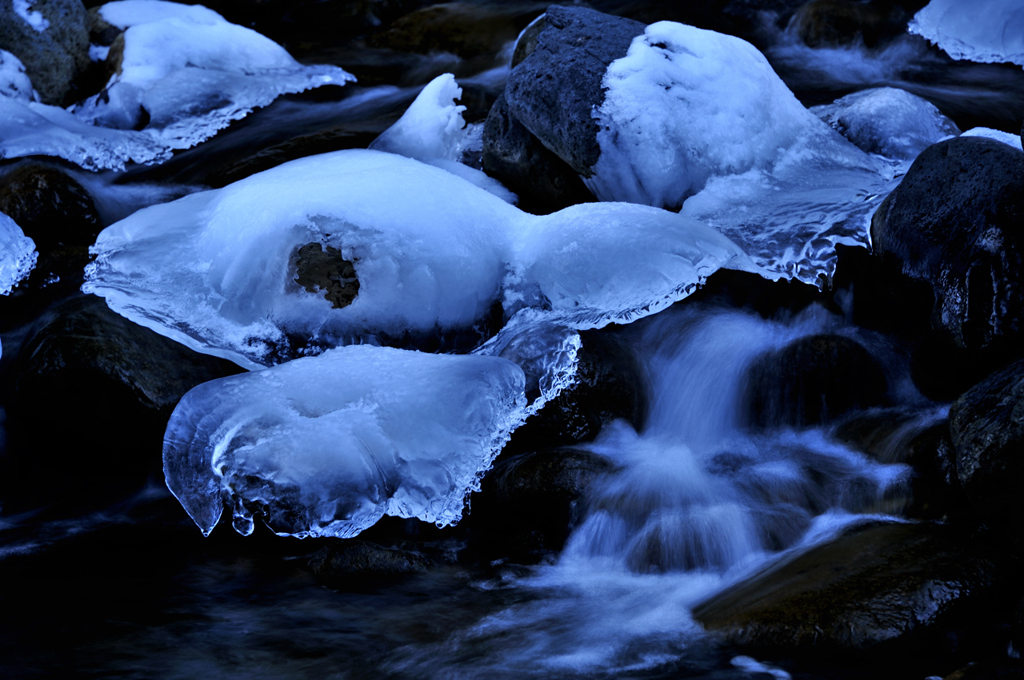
xmin=1 ymin=2 xmax=1021 ymax=678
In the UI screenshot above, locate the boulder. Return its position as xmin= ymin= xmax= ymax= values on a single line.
xmin=949 ymin=358 xmax=1024 ymax=523
xmin=471 ymin=447 xmax=617 ymax=560
xmin=744 ymin=334 xmax=889 ymax=429
xmin=1 ymin=294 xmax=243 ymax=510
xmin=871 ymin=137 xmax=1024 ymax=353
xmin=503 ymin=6 xmax=646 ymax=177
xmin=693 ymin=521 xmax=1001 ymax=656
xmin=481 ymin=93 xmax=595 ymax=214
xmin=0 ymin=162 xmax=99 ymax=252
xmin=0 ymin=0 xmax=90 ymax=105
xmin=507 ymin=327 xmax=646 ymax=450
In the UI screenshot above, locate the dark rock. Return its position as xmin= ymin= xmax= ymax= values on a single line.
xmin=949 ymin=358 xmax=1024 ymax=523
xmin=870 ymin=137 xmax=1024 ymax=353
xmin=508 ymin=327 xmax=646 ymax=450
xmin=0 ymin=0 xmax=90 ymax=106
xmin=290 ymin=242 xmax=359 ymax=310
xmin=308 ymin=540 xmax=431 ymax=588
xmin=481 ymin=92 xmax=595 ymax=214
xmin=371 ymin=2 xmax=548 ymax=60
xmin=831 ymin=407 xmax=967 ymax=519
xmin=472 ymin=447 xmax=617 ymax=559
xmin=503 ymin=6 xmax=646 ymax=176
xmin=0 ymin=162 xmax=99 ymax=251
xmin=1 ymin=294 xmax=243 ymax=510
xmin=744 ymin=334 xmax=889 ymax=429
xmin=693 ymin=521 xmax=1002 ymax=656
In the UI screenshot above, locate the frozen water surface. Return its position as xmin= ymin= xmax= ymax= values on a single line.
xmin=163 ymin=345 xmax=527 ymax=538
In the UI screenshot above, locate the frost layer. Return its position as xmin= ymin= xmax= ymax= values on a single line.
xmin=909 ymin=0 xmax=1024 ymax=67
xmin=811 ymin=87 xmax=960 ymax=161
xmin=74 ymin=1 xmax=353 ymax=150
xmin=1 ymin=50 xmax=37 ymax=102
xmin=0 ymin=211 xmax=37 ymax=296
xmin=85 ymin=149 xmax=748 ymax=368
xmin=163 ymin=345 xmax=527 ymax=538
xmin=589 ymin=21 xmax=897 ymax=286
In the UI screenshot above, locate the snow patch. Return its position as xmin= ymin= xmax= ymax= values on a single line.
xmin=14 ymin=0 xmax=49 ymax=32
xmin=0 ymin=50 xmax=37 ymax=102
xmin=961 ymin=126 xmax=1024 ymax=151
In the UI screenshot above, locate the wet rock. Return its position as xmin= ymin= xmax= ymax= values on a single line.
xmin=290 ymin=242 xmax=359 ymax=309
xmin=949 ymin=358 xmax=1024 ymax=524
xmin=1 ymin=294 xmax=243 ymax=510
xmin=0 ymin=162 xmax=99 ymax=252
xmin=790 ymin=0 xmax=915 ymax=49
xmin=870 ymin=136 xmax=1024 ymax=354
xmin=371 ymin=2 xmax=548 ymax=60
xmin=481 ymin=93 xmax=595 ymax=214
xmin=744 ymin=334 xmax=889 ymax=429
xmin=308 ymin=540 xmax=431 ymax=588
xmin=831 ymin=407 xmax=967 ymax=519
xmin=472 ymin=447 xmax=617 ymax=559
xmin=503 ymin=6 xmax=646 ymax=176
xmin=508 ymin=328 xmax=646 ymax=450
xmin=0 ymin=0 xmax=90 ymax=106
xmin=693 ymin=521 xmax=1002 ymax=656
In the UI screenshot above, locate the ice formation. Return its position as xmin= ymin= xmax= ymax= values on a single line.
xmin=909 ymin=0 xmax=1024 ymax=67
xmin=85 ymin=149 xmax=750 ymax=368
xmin=811 ymin=87 xmax=960 ymax=161
xmin=74 ymin=1 xmax=354 ymax=149
xmin=14 ymin=0 xmax=49 ymax=32
xmin=588 ymin=21 xmax=897 ymax=286
xmin=163 ymin=345 xmax=528 ymax=538
xmin=0 ymin=96 xmax=172 ymax=171
xmin=961 ymin=127 xmax=1024 ymax=152
xmin=0 ymin=211 xmax=37 ymax=296
xmin=0 ymin=50 xmax=37 ymax=102
xmin=369 ymin=74 xmax=516 ymax=202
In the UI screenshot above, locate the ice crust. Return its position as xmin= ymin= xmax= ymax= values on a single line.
xmin=0 ymin=211 xmax=37 ymax=296
xmin=163 ymin=345 xmax=528 ymax=538
xmin=84 ymin=149 xmax=749 ymax=369
xmin=961 ymin=126 xmax=1024 ymax=152
xmin=909 ymin=0 xmax=1024 ymax=67
xmin=589 ymin=22 xmax=898 ymax=286
xmin=811 ymin=87 xmax=960 ymax=161
xmin=75 ymin=4 xmax=354 ymax=149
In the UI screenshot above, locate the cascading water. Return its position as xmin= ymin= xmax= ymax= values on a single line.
xmin=390 ymin=301 xmax=915 ymax=677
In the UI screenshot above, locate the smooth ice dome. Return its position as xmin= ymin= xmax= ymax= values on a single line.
xmin=84 ymin=149 xmax=749 ymax=368
xmin=811 ymin=87 xmax=960 ymax=161
xmin=588 ymin=21 xmax=897 ymax=286
xmin=74 ymin=1 xmax=354 ymax=149
xmin=163 ymin=345 xmax=528 ymax=538
xmin=909 ymin=0 xmax=1024 ymax=67
xmin=0 ymin=211 xmax=37 ymax=296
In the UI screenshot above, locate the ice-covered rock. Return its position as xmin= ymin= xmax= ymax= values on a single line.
xmin=589 ymin=21 xmax=896 ymax=286
xmin=84 ymin=149 xmax=750 ymax=368
xmin=811 ymin=87 xmax=960 ymax=161
xmin=961 ymin=126 xmax=1024 ymax=152
xmin=163 ymin=345 xmax=528 ymax=538
xmin=909 ymin=0 xmax=1024 ymax=67
xmin=0 ymin=95 xmax=171 ymax=171
xmin=0 ymin=211 xmax=37 ymax=296
xmin=0 ymin=49 xmax=37 ymax=102
xmin=369 ymin=73 xmax=516 ymax=203
xmin=73 ymin=0 xmax=354 ymax=149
